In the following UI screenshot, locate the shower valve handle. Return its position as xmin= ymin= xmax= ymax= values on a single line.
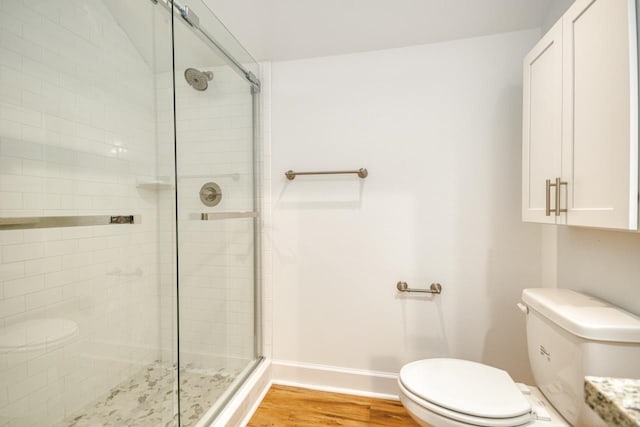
xmin=199 ymin=182 xmax=222 ymax=207
xmin=200 ymin=187 xmax=216 ymax=199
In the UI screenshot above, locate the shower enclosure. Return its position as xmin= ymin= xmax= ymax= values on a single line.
xmin=0 ymin=1 xmax=262 ymax=426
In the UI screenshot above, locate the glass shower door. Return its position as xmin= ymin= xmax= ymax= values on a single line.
xmin=171 ymin=1 xmax=261 ymax=424
xmin=0 ymin=1 xmax=177 ymax=426
xmin=0 ymin=0 xmax=260 ymax=425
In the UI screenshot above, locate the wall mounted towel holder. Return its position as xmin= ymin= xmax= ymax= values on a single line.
xmin=396 ymin=281 xmax=442 ymax=295
xmin=285 ymin=168 xmax=368 ymax=180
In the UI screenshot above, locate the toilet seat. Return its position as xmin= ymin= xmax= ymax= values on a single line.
xmin=399 ymin=359 xmax=534 ymax=427
xmin=399 ymin=380 xmax=534 ymax=426
xmin=0 ymin=318 xmax=79 ymax=353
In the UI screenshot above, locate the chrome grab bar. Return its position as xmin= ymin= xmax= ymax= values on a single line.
xmin=0 ymin=215 xmax=140 ymax=230
xmin=396 ymin=281 xmax=443 ymax=295
xmin=285 ymin=168 xmax=368 ymax=180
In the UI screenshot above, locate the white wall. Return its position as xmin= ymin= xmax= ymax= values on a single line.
xmin=540 ymin=0 xmax=574 ymax=34
xmin=556 ymin=227 xmax=640 ymax=315
xmin=269 ymin=29 xmax=542 ymax=386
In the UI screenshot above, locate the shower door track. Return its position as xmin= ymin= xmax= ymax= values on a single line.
xmin=151 ymin=0 xmax=261 ymax=92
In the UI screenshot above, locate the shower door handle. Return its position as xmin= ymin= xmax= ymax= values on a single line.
xmin=0 ymin=215 xmax=141 ymax=230
xmin=200 ymin=212 xmax=257 ymax=221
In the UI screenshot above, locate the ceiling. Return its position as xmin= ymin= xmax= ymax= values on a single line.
xmin=104 ymin=0 xmax=229 ymax=71
xmin=202 ymin=0 xmax=572 ymax=62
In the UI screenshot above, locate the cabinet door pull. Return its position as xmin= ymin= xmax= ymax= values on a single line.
xmin=546 ymin=179 xmax=553 ymax=216
xmin=555 ymin=178 xmax=567 ymax=216
xmin=546 ymin=178 xmax=567 ymax=216
xmin=554 ymin=177 xmax=562 ymax=216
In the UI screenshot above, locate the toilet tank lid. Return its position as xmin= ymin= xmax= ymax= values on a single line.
xmin=522 ymin=289 xmax=640 ymax=343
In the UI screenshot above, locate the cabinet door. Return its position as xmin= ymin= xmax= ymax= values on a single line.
xmin=562 ymin=0 xmax=638 ymax=230
xmin=522 ymin=21 xmax=564 ymax=224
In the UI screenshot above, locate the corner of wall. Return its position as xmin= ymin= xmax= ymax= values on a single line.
xmin=258 ymin=61 xmax=273 ymax=360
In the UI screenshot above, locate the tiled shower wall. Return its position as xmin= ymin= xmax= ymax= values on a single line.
xmin=0 ymin=1 xmax=171 ymax=425
xmin=171 ymin=64 xmax=256 ymax=370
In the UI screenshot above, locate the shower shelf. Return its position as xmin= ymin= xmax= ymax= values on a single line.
xmin=200 ymin=211 xmax=257 ymax=221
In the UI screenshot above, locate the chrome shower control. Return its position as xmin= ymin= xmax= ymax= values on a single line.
xmin=199 ymin=182 xmax=222 ymax=207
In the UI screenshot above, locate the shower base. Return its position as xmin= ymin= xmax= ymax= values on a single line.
xmin=57 ymin=361 xmax=238 ymax=427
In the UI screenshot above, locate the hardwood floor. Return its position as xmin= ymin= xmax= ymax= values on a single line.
xmin=247 ymin=385 xmax=420 ymax=426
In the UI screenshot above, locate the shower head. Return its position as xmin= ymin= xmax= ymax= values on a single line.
xmin=184 ymin=68 xmax=213 ymax=91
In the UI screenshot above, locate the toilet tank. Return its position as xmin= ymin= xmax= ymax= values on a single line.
xmin=522 ymin=288 xmax=640 ymax=427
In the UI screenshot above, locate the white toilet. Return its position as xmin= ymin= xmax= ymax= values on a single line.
xmin=398 ymin=288 xmax=640 ymax=427
xmin=0 ymin=318 xmax=79 ymax=423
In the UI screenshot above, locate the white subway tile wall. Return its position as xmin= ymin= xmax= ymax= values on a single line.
xmin=0 ymin=1 xmax=174 ymax=425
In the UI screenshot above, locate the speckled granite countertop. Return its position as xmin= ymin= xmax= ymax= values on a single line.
xmin=585 ymin=376 xmax=640 ymax=427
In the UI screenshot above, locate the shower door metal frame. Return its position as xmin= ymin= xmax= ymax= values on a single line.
xmin=153 ymin=0 xmax=261 ymax=93
xmin=251 ymin=84 xmax=263 ymax=363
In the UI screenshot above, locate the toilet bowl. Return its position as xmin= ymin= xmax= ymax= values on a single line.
xmin=398 ymin=289 xmax=640 ymax=427
xmin=398 ymin=359 xmax=567 ymax=427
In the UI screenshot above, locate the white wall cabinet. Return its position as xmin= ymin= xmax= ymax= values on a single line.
xmin=523 ymin=0 xmax=638 ymax=230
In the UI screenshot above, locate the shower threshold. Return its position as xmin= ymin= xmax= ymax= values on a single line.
xmin=56 ymin=361 xmax=240 ymax=427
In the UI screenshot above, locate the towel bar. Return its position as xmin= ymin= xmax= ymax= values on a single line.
xmin=396 ymin=281 xmax=442 ymax=295
xmin=285 ymin=168 xmax=368 ymax=180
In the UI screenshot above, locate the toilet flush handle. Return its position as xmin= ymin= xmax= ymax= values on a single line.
xmin=516 ymin=303 xmax=529 ymax=314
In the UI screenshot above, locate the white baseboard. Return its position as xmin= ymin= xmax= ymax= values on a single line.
xmin=271 ymin=360 xmax=399 ymax=400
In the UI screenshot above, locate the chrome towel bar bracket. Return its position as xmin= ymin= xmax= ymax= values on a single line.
xmin=396 ymin=281 xmax=443 ymax=295
xmin=285 ymin=168 xmax=368 ymax=180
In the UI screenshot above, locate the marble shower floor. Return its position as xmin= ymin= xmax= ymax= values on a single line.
xmin=57 ymin=362 xmax=238 ymax=427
